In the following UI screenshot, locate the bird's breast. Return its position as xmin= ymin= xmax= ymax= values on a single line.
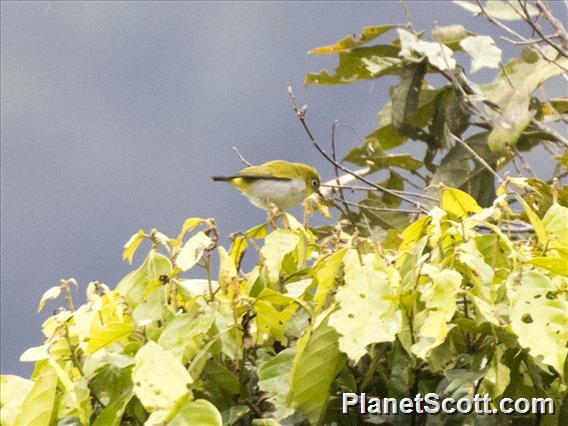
xmin=247 ymin=179 xmax=306 ymax=210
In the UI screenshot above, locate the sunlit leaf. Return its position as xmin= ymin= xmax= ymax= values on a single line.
xmin=132 ymin=341 xmax=192 ymax=411
xmin=123 ymin=229 xmax=145 ymax=265
xmin=177 ymin=217 xmax=206 ymax=241
xmin=169 ymin=399 xmax=223 ymax=426
xmin=432 ymin=24 xmax=470 ymax=49
xmin=454 ymin=0 xmax=538 ymax=21
xmin=37 ymin=285 xmax=62 ymax=313
xmin=176 ymin=231 xmax=213 ymax=271
xmin=543 ymin=203 xmax=568 ymax=246
xmin=258 ymin=348 xmax=295 ymax=420
xmin=460 ymin=35 xmax=501 ymax=73
xmin=260 ymin=230 xmax=300 ymax=284
xmin=329 ymin=250 xmax=401 ymax=360
xmin=507 ymin=271 xmax=568 ymax=377
xmin=398 ymin=29 xmax=456 ymax=70
xmin=0 ymin=375 xmax=33 ymax=426
xmin=528 ymin=257 xmax=568 ymax=276
xmin=441 ymin=187 xmax=482 ymax=218
xmin=308 ymin=25 xmax=398 ymax=54
xmin=14 ymin=361 xmax=58 ymax=426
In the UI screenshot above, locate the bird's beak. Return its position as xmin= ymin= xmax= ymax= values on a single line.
xmin=315 ymin=187 xmax=325 ymax=199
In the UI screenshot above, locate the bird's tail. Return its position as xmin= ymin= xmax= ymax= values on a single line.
xmin=212 ymin=176 xmax=234 ymax=182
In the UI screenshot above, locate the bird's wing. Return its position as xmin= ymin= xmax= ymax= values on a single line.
xmin=235 ymin=162 xmax=292 ymax=181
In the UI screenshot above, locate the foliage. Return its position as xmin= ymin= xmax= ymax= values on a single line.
xmin=2 ymin=2 xmax=568 ymax=425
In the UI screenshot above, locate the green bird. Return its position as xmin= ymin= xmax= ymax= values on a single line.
xmin=212 ymin=160 xmax=322 ymax=211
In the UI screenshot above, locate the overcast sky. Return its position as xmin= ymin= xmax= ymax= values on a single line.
xmin=1 ymin=1 xmax=565 ymax=376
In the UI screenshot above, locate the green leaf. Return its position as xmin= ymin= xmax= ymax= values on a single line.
xmin=203 ymin=359 xmax=240 ymax=395
xmin=176 ymin=231 xmax=213 ymax=271
xmin=305 ymin=45 xmax=401 ymax=86
xmin=0 ymin=375 xmax=33 ymax=426
xmin=91 ymin=366 xmax=134 ymax=426
xmin=116 ymin=250 xmax=172 ymax=307
xmin=158 ymin=306 xmax=216 ymax=362
xmin=308 ymin=25 xmax=398 ymax=54
xmin=528 ymin=257 xmax=568 ymax=277
xmin=260 ymin=230 xmax=300 ymax=284
xmin=313 ymin=249 xmax=347 ymax=310
xmin=123 ymin=229 xmax=145 ymax=264
xmin=290 ymin=319 xmax=345 ymax=425
xmin=87 ymin=322 xmax=133 ymax=355
xmin=488 ymin=58 xmax=568 ymax=152
xmin=218 ymin=246 xmax=238 ymax=295
xmin=398 ymin=29 xmax=456 ymax=70
xmin=516 ymin=194 xmax=548 ymax=245
xmin=169 ymin=399 xmax=223 ymax=426
xmin=460 ymin=35 xmax=501 ymax=73
xmin=177 ymin=218 xmax=206 ymax=240
xmin=507 ymin=271 xmax=568 ymax=377
xmin=391 ymin=60 xmax=427 ymax=136
xmin=14 ymin=361 xmax=57 ymax=426
xmin=329 ymin=250 xmax=402 ymax=360
xmin=258 ymin=348 xmax=295 ymax=420
xmin=132 ymin=341 xmax=192 ymax=411
xmin=411 ymin=266 xmax=462 ymax=358
xmin=429 ymin=87 xmax=470 ymax=148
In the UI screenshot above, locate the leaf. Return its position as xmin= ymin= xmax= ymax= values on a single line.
xmin=329 ymin=250 xmax=401 ymax=360
xmin=391 ymin=60 xmax=427 ymax=135
xmin=87 ymin=321 xmax=133 ymax=355
xmin=313 ymin=249 xmax=347 ymax=311
xmin=218 ymin=246 xmax=238 ymax=295
xmin=169 ymin=399 xmax=223 ymax=426
xmin=411 ymin=266 xmax=462 ymax=358
xmin=432 ymin=24 xmax=470 ymax=49
xmin=116 ymin=250 xmax=172 ymax=307
xmin=460 ymin=35 xmax=501 ymax=73
xmin=305 ymin=45 xmax=401 ymax=86
xmin=515 ymin=194 xmax=548 ymax=245
xmin=176 ymin=231 xmax=213 ymax=271
xmin=399 ymin=216 xmax=431 ymax=253
xmin=290 ymin=319 xmax=345 ymax=425
xmin=488 ymin=58 xmax=568 ymax=152
xmin=543 ymin=203 xmax=568 ymax=246
xmin=203 ymin=359 xmax=240 ymax=395
xmin=429 ymin=87 xmax=470 ymax=148
xmin=177 ymin=217 xmax=206 ymax=241
xmin=398 ymin=29 xmax=456 ymax=70
xmin=454 ymin=0 xmax=538 ymax=21
xmin=123 ymin=229 xmax=145 ymax=264
xmin=441 ymin=187 xmax=482 ymax=218
xmin=132 ymin=341 xmax=192 ymax=411
xmin=308 ymin=25 xmax=398 ymax=54
xmin=254 ymin=298 xmax=297 ymax=344
xmin=158 ymin=306 xmax=216 ymax=362
xmin=507 ymin=271 xmax=568 ymax=377
xmin=37 ymin=285 xmax=62 ymax=313
xmin=0 ymin=375 xmax=33 ymax=426
xmin=260 ymin=230 xmax=300 ymax=284
xmin=91 ymin=366 xmax=133 ymax=426
xmin=528 ymin=257 xmax=568 ymax=277
xmin=258 ymin=348 xmax=295 ymax=420
xmin=479 ymin=345 xmax=510 ymax=399
xmin=14 ymin=361 xmax=58 ymax=426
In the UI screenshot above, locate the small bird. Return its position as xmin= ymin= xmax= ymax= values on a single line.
xmin=212 ymin=160 xmax=322 ymax=211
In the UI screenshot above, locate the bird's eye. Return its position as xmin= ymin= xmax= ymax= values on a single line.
xmin=311 ymin=179 xmax=319 ymax=188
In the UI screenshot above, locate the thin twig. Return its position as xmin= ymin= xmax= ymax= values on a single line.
xmin=451 ymin=133 xmax=504 ymax=183
xmin=333 ymin=197 xmax=420 ymax=214
xmin=331 ymin=120 xmax=356 ymax=224
xmin=400 ymin=0 xmax=416 ymax=34
xmin=232 ymin=146 xmax=253 ymax=167
xmin=288 ymin=87 xmax=429 ymax=213
xmin=321 ymin=183 xmax=439 ymax=202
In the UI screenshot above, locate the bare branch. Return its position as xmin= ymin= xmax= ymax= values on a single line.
xmin=534 ymin=0 xmax=568 ymax=51
xmin=288 ymin=87 xmax=429 ymax=213
xmin=330 ymin=120 xmax=356 ymax=223
xmin=451 ymin=133 xmax=504 ymax=183
xmin=399 ymin=0 xmax=416 ymax=34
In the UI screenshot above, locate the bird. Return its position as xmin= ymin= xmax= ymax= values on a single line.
xmin=212 ymin=160 xmax=322 ymax=211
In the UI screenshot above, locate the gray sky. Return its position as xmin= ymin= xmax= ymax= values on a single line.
xmin=1 ymin=1 xmax=564 ymax=376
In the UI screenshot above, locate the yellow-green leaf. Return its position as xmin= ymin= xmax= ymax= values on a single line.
xmin=14 ymin=361 xmax=58 ymax=426
xmin=122 ymin=229 xmax=145 ymax=264
xmin=441 ymin=187 xmax=482 ymax=218
xmin=132 ymin=341 xmax=192 ymax=411
xmin=169 ymin=399 xmax=222 ymax=426
xmin=0 ymin=375 xmax=33 ymax=426
xmin=37 ymin=285 xmax=62 ymax=313
xmin=329 ymin=250 xmax=402 ymax=360
xmin=308 ymin=25 xmax=398 ymax=54
xmin=176 ymin=231 xmax=212 ymax=271
xmin=260 ymin=230 xmax=300 ymax=284
xmin=177 ymin=218 xmax=206 ymax=241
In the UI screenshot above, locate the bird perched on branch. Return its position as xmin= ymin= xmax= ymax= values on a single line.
xmin=212 ymin=160 xmax=322 ymax=211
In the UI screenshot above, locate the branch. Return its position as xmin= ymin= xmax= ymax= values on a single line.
xmin=287 ymin=87 xmax=429 ymax=214
xmin=330 ymin=120 xmax=356 ymax=224
xmin=451 ymin=133 xmax=504 ymax=183
xmin=232 ymin=146 xmax=253 ymax=167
